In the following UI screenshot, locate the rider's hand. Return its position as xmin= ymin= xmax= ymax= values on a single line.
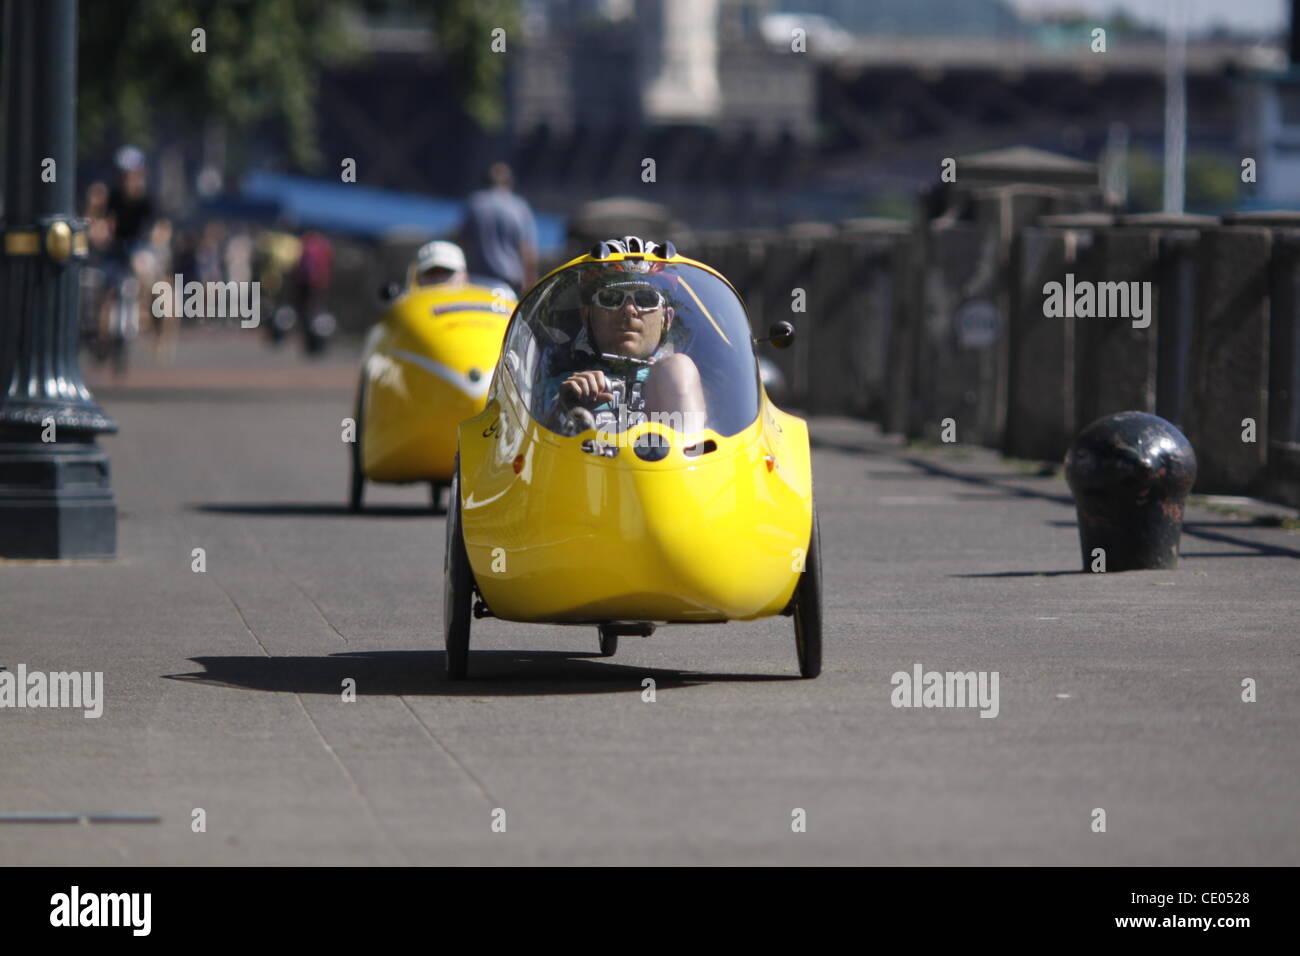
xmin=560 ymin=370 xmax=615 ymax=407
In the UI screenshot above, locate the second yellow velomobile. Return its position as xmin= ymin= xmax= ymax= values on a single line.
xmin=443 ymin=237 xmax=821 ymax=679
xmin=350 ymin=262 xmax=515 ymax=512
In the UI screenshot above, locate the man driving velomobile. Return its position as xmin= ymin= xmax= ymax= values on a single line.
xmin=539 ymin=258 xmax=707 ymax=438
xmin=349 ymin=239 xmax=515 ymax=513
xmin=445 ymin=236 xmax=822 ymax=680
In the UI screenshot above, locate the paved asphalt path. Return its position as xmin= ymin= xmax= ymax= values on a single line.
xmin=2 ymin=334 xmax=1297 ymax=865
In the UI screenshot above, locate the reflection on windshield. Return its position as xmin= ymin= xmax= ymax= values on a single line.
xmin=499 ymin=261 xmax=760 ymax=438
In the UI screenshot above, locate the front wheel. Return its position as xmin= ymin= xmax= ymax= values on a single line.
xmin=443 ymin=463 xmax=474 ymax=680
xmin=597 ymin=626 xmax=618 ymax=657
xmin=793 ymin=508 xmax=823 ymax=679
xmin=349 ymin=379 xmax=366 ymax=513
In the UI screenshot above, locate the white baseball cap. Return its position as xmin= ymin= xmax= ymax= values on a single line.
xmin=415 ymin=240 xmax=466 ymax=274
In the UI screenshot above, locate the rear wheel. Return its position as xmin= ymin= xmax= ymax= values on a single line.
xmin=349 ymin=379 xmax=366 ymax=513
xmin=430 ymin=481 xmax=446 ymax=515
xmin=597 ymin=626 xmax=618 ymax=657
xmin=793 ymin=508 xmax=823 ymax=679
xmin=443 ymin=462 xmax=474 ymax=680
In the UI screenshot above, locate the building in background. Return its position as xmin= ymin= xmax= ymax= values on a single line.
xmin=90 ymin=0 xmax=1287 ymax=244
xmin=1237 ymin=1 xmax=1300 ymax=208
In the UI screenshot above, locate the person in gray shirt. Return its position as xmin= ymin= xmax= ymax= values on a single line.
xmin=458 ymin=162 xmax=538 ymax=294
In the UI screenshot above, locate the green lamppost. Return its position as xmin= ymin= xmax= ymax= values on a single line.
xmin=0 ymin=0 xmax=116 ymax=558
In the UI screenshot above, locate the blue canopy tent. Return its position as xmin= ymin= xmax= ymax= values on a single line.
xmin=200 ymin=171 xmax=565 ymax=254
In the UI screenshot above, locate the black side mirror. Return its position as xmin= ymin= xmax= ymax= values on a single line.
xmin=378 ymin=282 xmax=402 ymax=303
xmin=756 ymin=320 xmax=795 ymax=350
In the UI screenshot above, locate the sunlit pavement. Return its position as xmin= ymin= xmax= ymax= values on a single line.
xmin=2 ymin=333 xmax=1297 ymax=865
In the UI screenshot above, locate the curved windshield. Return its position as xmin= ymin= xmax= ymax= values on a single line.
xmin=499 ymin=260 xmax=760 ymax=438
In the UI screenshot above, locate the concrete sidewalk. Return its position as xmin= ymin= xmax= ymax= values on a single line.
xmin=1 ymin=334 xmax=1297 ymax=865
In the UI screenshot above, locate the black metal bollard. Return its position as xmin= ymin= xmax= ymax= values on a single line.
xmin=1064 ymin=411 xmax=1197 ymax=571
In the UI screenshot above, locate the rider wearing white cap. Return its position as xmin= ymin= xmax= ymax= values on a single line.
xmin=408 ymin=240 xmax=468 ymax=288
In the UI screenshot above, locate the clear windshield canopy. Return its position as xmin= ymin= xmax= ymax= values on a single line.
xmin=500 ymin=260 xmax=760 ymax=439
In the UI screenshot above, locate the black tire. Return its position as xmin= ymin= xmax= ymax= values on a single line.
xmin=443 ymin=463 xmax=474 ymax=680
xmin=597 ymin=626 xmax=618 ymax=657
xmin=793 ymin=508 xmax=823 ymax=679
xmin=430 ymin=481 xmax=446 ymax=515
xmin=349 ymin=379 xmax=366 ymax=513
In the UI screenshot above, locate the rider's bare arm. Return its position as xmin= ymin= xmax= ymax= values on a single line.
xmin=643 ymin=353 xmax=705 ymax=421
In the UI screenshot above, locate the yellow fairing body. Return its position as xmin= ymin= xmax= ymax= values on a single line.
xmin=457 ymin=368 xmax=813 ymax=625
xmin=359 ymin=283 xmax=510 ymax=483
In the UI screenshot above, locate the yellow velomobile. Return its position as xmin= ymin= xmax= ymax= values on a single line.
xmin=444 ymin=236 xmax=821 ymax=679
xmin=350 ymin=269 xmax=515 ymax=512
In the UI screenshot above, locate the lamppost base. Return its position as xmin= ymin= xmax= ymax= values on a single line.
xmin=0 ymin=440 xmax=116 ymax=559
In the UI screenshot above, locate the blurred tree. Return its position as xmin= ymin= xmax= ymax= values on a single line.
xmin=1185 ymin=153 xmax=1241 ymax=211
xmin=862 ymin=192 xmax=912 ymax=221
xmin=1127 ymin=149 xmax=1164 ymax=210
xmin=78 ymin=0 xmax=359 ymax=170
xmin=430 ymin=0 xmax=520 ymax=131
xmin=1127 ymin=148 xmax=1239 ymax=213
xmin=75 ymin=0 xmax=520 ymax=169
